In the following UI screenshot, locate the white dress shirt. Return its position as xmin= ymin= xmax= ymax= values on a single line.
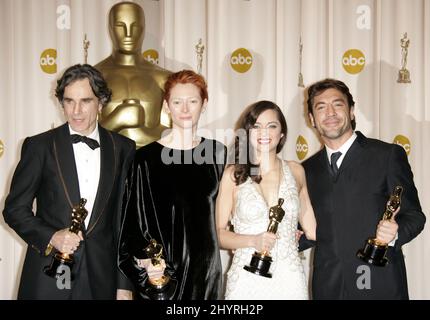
xmin=69 ymin=124 xmax=101 ymax=228
xmin=325 ymin=132 xmax=357 ymax=168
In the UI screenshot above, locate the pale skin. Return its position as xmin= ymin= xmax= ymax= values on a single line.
xmin=158 ymin=83 xmax=207 ymax=150
xmin=308 ymin=87 xmax=399 ymax=243
xmin=216 ymin=109 xmax=317 ymax=254
xmin=57 ymin=78 xmax=132 ymax=300
xmin=134 ymin=82 xmax=207 ymax=282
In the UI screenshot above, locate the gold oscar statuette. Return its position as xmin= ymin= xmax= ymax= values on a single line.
xmin=95 ymin=2 xmax=172 ymax=148
xmin=195 ymin=38 xmax=205 ymax=74
xmin=142 ymin=239 xmax=176 ymax=300
xmin=357 ymin=186 xmax=403 ymax=267
xmin=83 ymin=34 xmax=90 ymax=64
xmin=244 ymin=198 xmax=285 ymax=278
xmin=298 ymin=36 xmax=305 ymax=88
xmin=44 ymin=198 xmax=88 ymax=279
xmin=397 ymin=33 xmax=411 ymax=83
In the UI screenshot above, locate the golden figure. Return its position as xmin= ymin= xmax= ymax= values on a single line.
xmin=95 ymin=2 xmax=172 ymax=148
xmin=144 ymin=239 xmax=164 ymax=267
xmin=298 ymin=36 xmax=304 ymax=88
xmin=266 ymin=198 xmax=285 ymax=234
xmin=244 ymin=198 xmax=285 ymax=278
xmin=142 ymin=239 xmax=175 ymax=298
xmin=44 ymin=199 xmax=88 ymax=279
xmin=0 ymin=139 xmax=4 ymax=158
xmin=397 ymin=33 xmax=411 ymax=83
xmin=400 ymin=33 xmax=410 ymax=71
xmin=83 ymin=34 xmax=90 ymax=64
xmin=357 ymin=186 xmax=403 ymax=266
xmin=195 ymin=38 xmax=204 ymax=74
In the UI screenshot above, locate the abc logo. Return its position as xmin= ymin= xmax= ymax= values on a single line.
xmin=296 ymin=135 xmax=309 ymax=160
xmin=143 ymin=49 xmax=159 ymax=65
xmin=342 ymin=49 xmax=365 ymax=74
xmin=393 ymin=134 xmax=411 ymax=155
xmin=230 ymin=48 xmax=253 ymax=73
xmin=40 ymin=48 xmax=57 ymax=74
xmin=0 ymin=139 xmax=4 ymax=158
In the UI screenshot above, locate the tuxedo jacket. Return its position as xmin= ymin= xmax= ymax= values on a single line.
xmin=302 ymin=131 xmax=425 ymax=299
xmin=3 ymin=123 xmax=135 ymax=299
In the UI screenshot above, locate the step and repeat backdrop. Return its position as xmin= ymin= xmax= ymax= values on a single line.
xmin=0 ymin=0 xmax=429 ymax=299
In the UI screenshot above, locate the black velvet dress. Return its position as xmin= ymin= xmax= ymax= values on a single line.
xmin=118 ymin=138 xmax=226 ymax=300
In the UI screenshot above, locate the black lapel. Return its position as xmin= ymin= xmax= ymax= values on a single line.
xmin=53 ymin=123 xmax=81 ymax=209
xmin=316 ymin=148 xmax=333 ymax=179
xmin=86 ymin=126 xmax=117 ymax=235
xmin=337 ymin=131 xmax=367 ymax=176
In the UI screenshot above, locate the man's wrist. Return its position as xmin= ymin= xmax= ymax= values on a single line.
xmin=388 ymin=232 xmax=399 ymax=247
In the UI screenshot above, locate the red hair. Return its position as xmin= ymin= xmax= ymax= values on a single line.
xmin=163 ymin=70 xmax=208 ymax=102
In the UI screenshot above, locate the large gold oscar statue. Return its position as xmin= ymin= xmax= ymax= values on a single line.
xmin=95 ymin=2 xmax=172 ymax=148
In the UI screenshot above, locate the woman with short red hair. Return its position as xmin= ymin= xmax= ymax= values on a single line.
xmin=118 ymin=70 xmax=226 ymax=300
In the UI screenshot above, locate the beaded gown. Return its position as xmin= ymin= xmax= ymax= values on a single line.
xmin=225 ymin=161 xmax=308 ymax=300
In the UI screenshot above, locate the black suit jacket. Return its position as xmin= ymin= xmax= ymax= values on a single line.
xmin=3 ymin=123 xmax=135 ymax=299
xmin=302 ymin=131 xmax=425 ymax=299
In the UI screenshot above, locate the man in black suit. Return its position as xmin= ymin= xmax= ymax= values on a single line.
xmin=3 ymin=64 xmax=135 ymax=299
xmin=302 ymin=78 xmax=425 ymax=299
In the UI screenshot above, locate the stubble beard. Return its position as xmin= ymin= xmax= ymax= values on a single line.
xmin=318 ymin=121 xmax=352 ymax=141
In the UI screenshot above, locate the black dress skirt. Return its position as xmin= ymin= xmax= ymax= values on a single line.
xmin=118 ymin=137 xmax=226 ymax=300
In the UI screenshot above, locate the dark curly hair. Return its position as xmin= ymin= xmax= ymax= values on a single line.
xmin=55 ymin=64 xmax=112 ymax=108
xmin=231 ymin=100 xmax=287 ymax=185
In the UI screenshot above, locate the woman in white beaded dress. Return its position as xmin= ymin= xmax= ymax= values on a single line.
xmin=216 ymin=100 xmax=316 ymax=300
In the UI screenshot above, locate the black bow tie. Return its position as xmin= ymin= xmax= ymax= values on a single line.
xmin=70 ymin=134 xmax=100 ymax=150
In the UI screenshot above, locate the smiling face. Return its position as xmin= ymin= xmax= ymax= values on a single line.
xmin=163 ymin=83 xmax=206 ymax=131
xmin=62 ymin=78 xmax=102 ymax=136
xmin=309 ymin=88 xmax=355 ymax=143
xmin=249 ymin=109 xmax=284 ymax=154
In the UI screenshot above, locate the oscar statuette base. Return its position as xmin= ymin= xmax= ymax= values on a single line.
xmin=243 ymin=252 xmax=273 ymax=278
xmin=43 ymin=253 xmax=75 ymax=280
xmin=145 ymin=275 xmax=177 ymax=300
xmin=397 ymin=69 xmax=411 ymax=83
xmin=357 ymin=238 xmax=388 ymax=267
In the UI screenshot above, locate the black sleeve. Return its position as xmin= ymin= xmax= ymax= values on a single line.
xmin=117 ymin=157 xmax=175 ymax=299
xmin=115 ymin=140 xmax=136 ymax=291
xmin=297 ymin=223 xmax=316 ymax=252
xmin=387 ymin=145 xmax=426 ymax=250
xmin=3 ymin=138 xmax=57 ymax=255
